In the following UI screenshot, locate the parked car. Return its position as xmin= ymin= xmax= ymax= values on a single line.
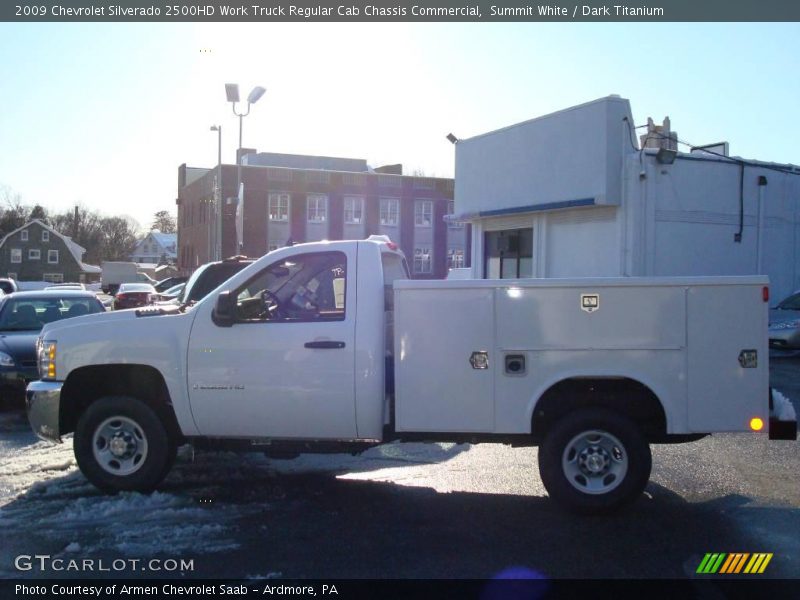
xmin=154 ymin=276 xmax=187 ymax=293
xmin=0 ymin=278 xmax=18 ymax=295
xmin=769 ymin=291 xmax=800 ymax=349
xmin=0 ymin=291 xmax=105 ymax=401
xmin=113 ymin=283 xmax=157 ymax=310
xmin=158 ymin=256 xmax=254 ymax=307
xmin=157 ymin=282 xmax=185 ymax=301
xmin=45 ymin=283 xmax=86 ymax=291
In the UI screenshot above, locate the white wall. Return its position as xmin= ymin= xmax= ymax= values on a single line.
xmin=455 ymin=96 xmax=635 ymax=217
xmin=460 ymin=97 xmax=800 ymax=302
xmin=545 ymin=207 xmax=621 ymax=277
xmin=625 ymin=152 xmax=800 ymax=302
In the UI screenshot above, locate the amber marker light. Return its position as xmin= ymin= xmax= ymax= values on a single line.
xmin=749 ymin=417 xmax=764 ymax=432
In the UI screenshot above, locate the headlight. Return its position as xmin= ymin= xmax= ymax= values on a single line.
xmin=38 ymin=340 xmax=57 ymax=380
xmin=0 ymin=351 xmax=14 ymax=367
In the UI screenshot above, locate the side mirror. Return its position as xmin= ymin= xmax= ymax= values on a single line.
xmin=212 ymin=291 xmax=236 ymax=327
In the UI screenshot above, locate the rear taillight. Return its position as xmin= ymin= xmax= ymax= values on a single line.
xmin=763 ymin=286 xmax=769 ymax=302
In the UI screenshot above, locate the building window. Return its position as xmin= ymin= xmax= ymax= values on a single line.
xmin=344 ymin=196 xmax=364 ymax=224
xmin=48 ymin=249 xmax=59 ymax=264
xmin=306 ymin=171 xmax=330 ymax=184
xmin=11 ymin=249 xmax=21 ymax=264
xmin=29 ymin=249 xmax=41 ymax=260
xmin=415 ymin=200 xmax=433 ymax=227
xmin=269 ymin=193 xmax=290 ymax=222
xmin=447 ymin=201 xmax=464 ymax=228
xmin=20 ymin=230 xmax=28 ymax=241
xmin=380 ymin=198 xmax=399 ymax=226
xmin=43 ymin=273 xmax=64 ymax=283
xmin=414 ymin=248 xmax=432 ymax=274
xmin=448 ymin=249 xmax=465 ymax=269
xmin=42 ymin=230 xmax=49 ymax=242
xmin=484 ymin=228 xmax=534 ymax=279
xmin=307 ymin=194 xmax=328 ymax=223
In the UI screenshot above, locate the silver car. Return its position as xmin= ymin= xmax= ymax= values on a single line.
xmin=769 ymin=291 xmax=800 ymax=349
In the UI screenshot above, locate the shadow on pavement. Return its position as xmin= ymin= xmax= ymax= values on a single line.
xmin=2 ymin=455 xmax=795 ymax=581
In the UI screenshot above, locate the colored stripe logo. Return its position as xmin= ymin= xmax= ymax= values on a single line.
xmin=696 ymin=553 xmax=773 ymax=574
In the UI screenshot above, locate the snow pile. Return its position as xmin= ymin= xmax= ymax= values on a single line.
xmin=772 ymin=389 xmax=797 ymax=422
xmin=0 ymin=430 xmax=80 ymax=506
xmin=0 ymin=430 xmax=250 ymax=559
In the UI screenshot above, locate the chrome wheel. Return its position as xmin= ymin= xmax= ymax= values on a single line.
xmin=561 ymin=429 xmax=628 ymax=495
xmin=92 ymin=416 xmax=149 ymax=476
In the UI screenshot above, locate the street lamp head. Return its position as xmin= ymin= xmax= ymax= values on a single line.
xmin=225 ymin=83 xmax=240 ymax=103
xmin=247 ymin=86 xmax=266 ymax=105
xmin=210 ymin=125 xmax=220 ymax=131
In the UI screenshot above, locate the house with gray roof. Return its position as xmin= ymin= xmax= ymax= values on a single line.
xmin=130 ymin=230 xmax=177 ymax=265
xmin=0 ymin=219 xmax=101 ymax=283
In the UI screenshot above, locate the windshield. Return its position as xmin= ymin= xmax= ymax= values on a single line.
xmin=777 ymin=292 xmax=800 ymax=311
xmin=179 ymin=263 xmax=210 ymax=304
xmin=0 ymin=296 xmax=104 ymax=331
xmin=181 ymin=261 xmax=251 ymax=305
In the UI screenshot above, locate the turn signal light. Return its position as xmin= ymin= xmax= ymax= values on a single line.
xmin=749 ymin=417 xmax=764 ymax=432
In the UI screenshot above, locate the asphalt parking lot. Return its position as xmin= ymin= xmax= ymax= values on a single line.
xmin=0 ymin=357 xmax=797 ymax=581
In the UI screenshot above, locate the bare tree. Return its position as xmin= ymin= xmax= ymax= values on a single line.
xmin=100 ymin=216 xmax=140 ymax=261
xmin=151 ymin=210 xmax=176 ymax=233
xmin=0 ymin=184 xmax=29 ymax=236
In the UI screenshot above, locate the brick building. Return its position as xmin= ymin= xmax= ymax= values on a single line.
xmin=176 ymin=152 xmax=469 ymax=279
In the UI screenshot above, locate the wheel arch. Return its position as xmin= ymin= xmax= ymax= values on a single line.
xmin=529 ymin=374 xmax=670 ymax=443
xmin=59 ymin=364 xmax=184 ymax=443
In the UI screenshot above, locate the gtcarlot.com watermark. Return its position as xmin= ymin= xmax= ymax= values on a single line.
xmin=15 ymin=554 xmax=194 ymax=574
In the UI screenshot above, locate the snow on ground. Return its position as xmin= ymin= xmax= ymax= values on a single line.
xmin=0 ymin=411 xmax=475 ymax=573
xmin=0 ymin=417 xmax=250 ymax=568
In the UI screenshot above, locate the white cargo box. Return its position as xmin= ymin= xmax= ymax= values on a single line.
xmin=393 ymin=276 xmax=769 ymax=436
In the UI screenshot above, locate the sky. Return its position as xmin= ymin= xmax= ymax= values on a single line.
xmin=0 ymin=22 xmax=799 ymax=231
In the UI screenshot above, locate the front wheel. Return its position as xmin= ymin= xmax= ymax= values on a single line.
xmin=74 ymin=396 xmax=174 ymax=493
xmin=538 ymin=408 xmax=651 ymax=514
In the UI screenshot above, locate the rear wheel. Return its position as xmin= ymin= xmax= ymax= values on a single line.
xmin=74 ymin=396 xmax=174 ymax=493
xmin=538 ymin=408 xmax=651 ymax=514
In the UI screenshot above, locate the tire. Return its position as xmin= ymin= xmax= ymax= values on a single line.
xmin=74 ymin=396 xmax=173 ymax=493
xmin=538 ymin=408 xmax=652 ymax=514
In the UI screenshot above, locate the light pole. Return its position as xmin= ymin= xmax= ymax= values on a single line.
xmin=210 ymin=125 xmax=222 ymax=261
xmin=225 ymin=83 xmax=266 ymax=253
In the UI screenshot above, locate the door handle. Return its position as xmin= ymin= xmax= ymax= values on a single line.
xmin=304 ymin=341 xmax=346 ymax=349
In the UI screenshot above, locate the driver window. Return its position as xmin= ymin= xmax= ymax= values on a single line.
xmin=234 ymin=251 xmax=347 ymax=322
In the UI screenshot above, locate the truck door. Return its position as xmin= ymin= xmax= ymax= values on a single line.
xmin=187 ymin=249 xmax=357 ymax=439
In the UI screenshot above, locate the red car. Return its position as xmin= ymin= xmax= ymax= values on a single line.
xmin=113 ymin=283 xmax=156 ymax=310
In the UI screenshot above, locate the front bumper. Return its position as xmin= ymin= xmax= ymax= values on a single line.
xmin=26 ymin=380 xmax=63 ymax=443
xmin=0 ymin=366 xmax=40 ymax=393
xmin=768 ymin=325 xmax=800 ymax=349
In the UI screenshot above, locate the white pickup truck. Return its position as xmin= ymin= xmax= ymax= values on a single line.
xmin=27 ymin=237 xmax=796 ymax=513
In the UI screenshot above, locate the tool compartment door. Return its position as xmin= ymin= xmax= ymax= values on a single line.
xmin=394 ymin=284 xmax=495 ymax=432
xmin=687 ymin=283 xmax=769 ymax=432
